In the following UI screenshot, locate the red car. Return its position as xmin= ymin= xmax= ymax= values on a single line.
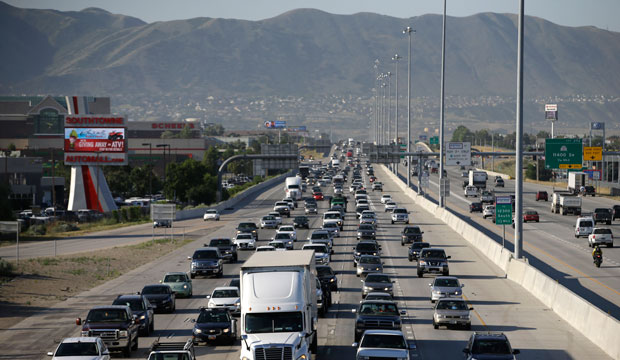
xmin=523 ymin=210 xmax=539 ymax=223
xmin=313 ymin=192 xmax=324 ymax=201
xmin=346 ymin=151 xmax=353 ymax=157
xmin=535 ymin=191 xmax=548 ymax=201
xmin=369 ymin=176 xmax=376 ymax=183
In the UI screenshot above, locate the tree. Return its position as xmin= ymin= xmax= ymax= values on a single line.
xmin=161 ymin=130 xmax=175 ymax=139
xmin=202 ymin=146 xmax=220 ymax=176
xmin=104 ymin=166 xmax=132 ymax=197
xmin=451 ymin=126 xmax=473 ymax=142
xmin=204 ymin=124 xmax=225 ymax=136
xmin=164 ymin=159 xmax=208 ymax=202
xmin=178 ymin=124 xmax=194 ymax=139
xmin=128 ymin=164 xmax=161 ymax=196
xmin=536 ymin=130 xmax=550 ymax=139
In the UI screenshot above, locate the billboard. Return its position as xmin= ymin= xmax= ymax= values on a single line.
xmin=264 ymin=120 xmax=287 ymax=129
xmin=545 ymin=104 xmax=558 ymax=121
xmin=64 ymin=128 xmax=125 ymax=152
xmin=64 ymin=152 xmax=128 ymax=166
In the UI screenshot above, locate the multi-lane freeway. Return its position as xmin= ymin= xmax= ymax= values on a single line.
xmin=0 ymin=153 xmax=611 ymax=359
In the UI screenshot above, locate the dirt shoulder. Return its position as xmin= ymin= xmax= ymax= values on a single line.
xmin=0 ymin=227 xmax=219 ymax=331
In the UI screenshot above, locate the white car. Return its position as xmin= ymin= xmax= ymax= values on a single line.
xmin=384 ymin=201 xmax=397 ymax=212
xmin=233 ymin=233 xmax=256 ymax=250
xmin=206 ymin=286 xmax=241 ymax=315
xmin=380 ymin=194 xmax=392 ymax=204
xmin=48 ymin=337 xmax=110 ymax=360
xmin=482 ymin=205 xmax=495 ymax=219
xmin=356 ymin=199 xmax=369 ymax=207
xmin=268 ymin=239 xmax=289 ymax=251
xmin=276 ymin=225 xmax=297 ymax=241
xmin=203 ymin=209 xmax=220 ymax=221
xmin=272 ymin=233 xmax=294 ymax=249
xmin=464 ymin=186 xmax=478 ymax=197
xmin=267 ymin=211 xmax=283 ymax=226
xmin=260 ymin=215 xmax=278 ymax=229
xmin=588 ymin=228 xmax=613 ymax=247
xmin=353 ymin=330 xmax=411 ymax=360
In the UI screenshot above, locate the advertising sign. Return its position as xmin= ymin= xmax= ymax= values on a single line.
xmin=495 ymin=196 xmax=513 ymax=225
xmin=544 ymin=138 xmax=583 ymax=169
xmin=446 ymin=142 xmax=471 ymax=166
xmin=64 ymin=115 xmax=125 ymax=128
xmin=64 ymin=128 xmax=125 ymax=153
xmin=590 ymin=122 xmax=605 ymax=130
xmin=264 ymin=120 xmax=287 ymax=129
xmin=64 ymin=152 xmax=128 ymax=166
xmin=545 ymin=104 xmax=558 ymax=121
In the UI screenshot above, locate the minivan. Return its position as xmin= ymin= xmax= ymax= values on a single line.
xmin=574 ymin=217 xmax=594 ymax=238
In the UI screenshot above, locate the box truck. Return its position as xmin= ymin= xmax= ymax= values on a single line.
xmin=240 ymin=251 xmax=318 ymax=360
xmin=285 ymin=176 xmax=302 ymax=200
xmin=568 ymin=171 xmax=587 ymax=194
xmin=469 ymin=170 xmax=488 ymax=190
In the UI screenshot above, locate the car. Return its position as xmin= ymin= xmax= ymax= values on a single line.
xmin=208 ymin=238 xmax=238 ymax=262
xmin=482 ymin=205 xmax=495 ymax=219
xmin=380 ymin=194 xmax=392 ymax=204
xmin=276 ymin=225 xmax=298 ymax=241
xmin=463 ymin=332 xmax=520 ymax=359
xmin=401 ymin=225 xmax=423 ymax=245
xmin=593 ymin=208 xmax=613 ymax=225
xmin=206 ymin=286 xmax=241 ymax=316
xmin=302 ymin=243 xmax=331 ymax=265
xmin=353 ymin=330 xmax=412 ymax=360
xmin=267 ymin=211 xmax=283 ymax=226
xmin=274 ymin=201 xmax=291 ymax=217
xmin=270 ymin=234 xmax=294 ymax=250
xmin=233 ymin=232 xmax=256 ymax=250
xmin=283 ymin=197 xmax=297 ymax=209
xmin=47 ymin=337 xmax=110 ymax=360
xmin=293 ymin=215 xmax=310 ymax=229
xmin=236 ymin=222 xmax=258 ymax=239
xmin=313 ymin=192 xmax=324 ymax=200
xmin=153 ymin=219 xmax=172 ymax=228
xmin=161 ymin=272 xmax=193 ymax=298
xmin=305 ymin=203 xmax=318 ymax=214
xmin=322 ymin=222 xmax=341 ymax=237
xmin=189 ymin=247 xmax=223 ymax=279
xmin=429 ymin=276 xmax=464 ymax=302
xmin=369 ymin=176 xmax=377 ymax=183
xmin=309 ymin=230 xmax=334 ymax=253
xmin=408 ymin=242 xmax=431 ymax=262
xmin=480 ymin=190 xmax=495 ymax=204
xmin=352 ymin=300 xmax=405 ymax=342
xmin=363 ymin=292 xmax=393 ymax=301
xmin=469 ymin=202 xmax=483 ymax=213
xmin=357 ymin=223 xmax=376 ymax=240
xmin=574 ymin=217 xmax=595 ymax=238
xmin=356 ymin=255 xmax=383 ymax=277
xmin=433 ymin=298 xmax=472 ymax=330
xmin=588 ymin=228 xmax=614 ymax=248
xmin=192 ymin=308 xmax=237 ymax=345
xmin=584 ymin=185 xmax=596 ymax=196
xmin=323 ymin=211 xmax=344 ymax=229
xmin=495 ymin=178 xmax=505 ymax=187
xmin=141 ymin=284 xmax=176 ymax=313
xmin=356 ymin=199 xmax=369 ymax=208
xmin=384 ymin=201 xmax=397 ymax=212
xmin=391 ymin=208 xmax=409 ymax=224
xmin=353 ymin=241 xmax=381 ymax=267
xmin=361 ymin=273 xmax=394 ymax=298
xmin=462 ymin=171 xmax=469 ymax=178
xmin=255 ymin=245 xmax=276 ymax=252
xmin=536 ymin=191 xmax=548 ymax=201
xmin=203 ymin=209 xmax=220 ymax=221
xmin=76 ymin=305 xmax=139 ymax=357
xmin=316 ymin=265 xmax=338 ymax=291
xmin=613 ymin=205 xmax=620 ymax=220
xmin=372 ymin=182 xmax=383 ymax=191
xmin=523 ymin=210 xmax=539 ymax=223
xmin=113 ymin=294 xmax=155 ymax=336
xmin=464 ymin=185 xmax=478 ymax=197
xmin=260 ymin=215 xmax=278 ymax=229
xmin=356 ymin=204 xmax=371 ymax=218
xmin=417 ymin=248 xmax=451 ymax=277
xmin=360 ymin=213 xmax=377 ymax=227
xmin=228 ymin=277 xmax=240 ymax=290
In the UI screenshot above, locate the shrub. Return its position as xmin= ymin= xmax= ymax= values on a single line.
xmin=111 ymin=210 xmax=120 ymax=223
xmin=120 ymin=208 xmax=129 ymax=222
xmin=129 ymin=206 xmax=142 ymax=221
xmin=51 ymin=221 xmax=79 ymax=233
xmin=0 ymin=258 xmax=13 ymax=276
xmin=27 ymin=224 xmax=46 ymax=236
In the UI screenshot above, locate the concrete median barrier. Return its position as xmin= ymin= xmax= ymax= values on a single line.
xmin=380 ymin=164 xmax=620 ymax=359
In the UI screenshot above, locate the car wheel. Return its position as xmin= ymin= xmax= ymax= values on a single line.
xmin=608 ymin=243 xmax=613 ymax=248
xmin=465 ymin=323 xmax=471 ymax=330
xmin=132 ymin=336 xmax=139 ymax=350
xmin=123 ymin=340 xmax=132 ymax=357
xmin=433 ymin=321 xmax=439 ymax=329
xmin=408 ymin=256 xmax=413 ymax=262
xmin=417 ymin=271 xmax=423 ymax=278
xmin=217 ymin=269 xmax=223 ymax=278
xmin=149 ymin=319 xmax=154 ymax=334
xmin=190 ymin=273 xmax=195 ymax=279
xmin=443 ymin=271 xmax=449 ymax=276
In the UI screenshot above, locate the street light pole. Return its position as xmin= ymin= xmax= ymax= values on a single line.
xmin=514 ymin=0 xmax=525 ymax=260
xmin=439 ymin=0 xmax=447 ymax=208
xmin=403 ymin=26 xmax=414 ymax=189
xmin=386 ymin=71 xmax=392 ymax=146
xmin=156 ymin=144 xmax=170 ymax=189
xmin=142 ymin=143 xmax=153 ymax=197
xmin=393 ymin=54 xmax=401 ymax=174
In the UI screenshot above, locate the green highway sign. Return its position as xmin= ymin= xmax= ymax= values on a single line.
xmin=544 ymin=138 xmax=582 ymax=169
xmin=430 ymin=136 xmax=439 ymax=145
xmin=495 ymin=196 xmax=512 ymax=225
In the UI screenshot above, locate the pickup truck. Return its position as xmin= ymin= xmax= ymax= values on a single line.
xmin=480 ymin=190 xmax=494 ymax=204
xmin=207 ymin=238 xmax=238 ymax=262
xmin=593 ymin=208 xmax=613 ymax=225
xmin=147 ymin=339 xmax=195 ymax=360
xmin=588 ymin=228 xmax=613 ymax=248
xmin=77 ymin=305 xmax=139 ymax=357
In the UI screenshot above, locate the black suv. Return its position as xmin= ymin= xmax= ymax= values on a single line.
xmin=593 ymin=208 xmax=612 ymax=225
xmin=189 ymin=247 xmax=223 ymax=278
xmin=353 ymin=241 xmax=381 ymax=267
xmin=77 ymin=305 xmax=139 ymax=357
xmin=293 ymin=216 xmax=310 ymax=229
xmin=208 ymin=238 xmax=238 ymax=262
xmin=316 ymin=265 xmax=338 ymax=291
xmin=353 ymin=300 xmax=405 ymax=342
xmin=408 ymin=242 xmax=430 ymax=262
xmin=417 ymin=248 xmax=451 ymax=277
xmin=141 ymin=284 xmax=176 ymax=313
xmin=463 ymin=332 xmax=520 ymax=359
xmin=470 ymin=202 xmax=483 ymax=213
xmin=584 ymin=185 xmax=596 ymax=196
xmin=614 ymin=205 xmax=620 ymax=220
xmin=113 ymin=294 xmax=155 ymax=335
xmin=401 ymin=225 xmax=424 ymax=245
xmin=192 ymin=308 xmax=237 ymax=345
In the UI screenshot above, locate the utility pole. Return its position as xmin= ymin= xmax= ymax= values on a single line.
xmin=403 ymin=26 xmax=415 ymax=189
xmin=439 ymin=0 xmax=447 ymax=208
xmin=393 ymin=54 xmax=401 ymax=174
xmin=514 ymin=0 xmax=525 ymax=260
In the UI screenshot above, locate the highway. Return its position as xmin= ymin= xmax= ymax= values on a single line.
xmin=0 ymin=158 xmax=610 ymax=359
xmin=394 ymin=158 xmax=620 ymax=320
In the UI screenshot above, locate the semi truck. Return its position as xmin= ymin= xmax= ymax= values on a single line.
xmin=240 ymin=251 xmax=318 ymax=360
xmin=469 ymin=170 xmax=488 ymax=190
xmin=568 ymin=171 xmax=587 ymax=194
xmin=298 ymin=165 xmax=310 ymax=179
xmin=551 ymin=191 xmax=582 ymax=215
xmin=285 ymin=176 xmax=302 ymax=200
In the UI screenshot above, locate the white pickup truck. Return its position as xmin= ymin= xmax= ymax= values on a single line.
xmin=588 ymin=228 xmax=614 ymax=247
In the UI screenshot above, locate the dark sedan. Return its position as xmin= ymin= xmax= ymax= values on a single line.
xmin=192 ymin=308 xmax=237 ymax=345
xmin=408 ymin=242 xmax=430 ymax=262
xmin=293 ymin=216 xmax=310 ymax=229
xmin=357 ymin=224 xmax=377 ymax=240
xmin=141 ymin=284 xmax=175 ymax=313
xmin=469 ymin=202 xmax=483 ymax=213
xmin=317 ymin=265 xmax=338 ymax=291
xmin=352 ymin=300 xmax=404 ymax=342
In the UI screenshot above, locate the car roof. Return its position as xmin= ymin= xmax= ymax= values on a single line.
xmin=115 ymin=294 xmax=142 ymax=300
xmin=360 ymin=299 xmax=396 ymax=305
xmin=434 ymin=276 xmax=459 ymax=281
xmin=471 ymin=332 xmax=509 ymax=340
xmin=59 ymin=337 xmax=100 ymax=343
xmin=213 ymin=286 xmax=238 ymax=292
xmin=196 ymin=247 xmax=219 ymax=252
xmin=91 ymin=305 xmax=129 ymax=310
xmin=362 ymin=329 xmax=404 ymax=336
xmin=164 ymin=271 xmax=187 ymax=276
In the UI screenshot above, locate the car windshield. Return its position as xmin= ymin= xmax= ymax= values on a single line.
xmin=365 ymin=294 xmax=391 ymax=301
xmin=594 ymin=229 xmax=612 ymax=234
xmin=411 ymin=243 xmax=430 ymax=250
xmin=421 ymin=250 xmax=446 ymax=259
xmin=206 ymin=210 xmax=217 ymax=214
xmin=357 ymin=243 xmax=378 ymax=251
xmin=212 ymin=289 xmax=239 ymax=298
xmin=362 ymin=214 xmax=374 ymax=219
xmin=142 ymin=286 xmax=169 ymax=294
xmin=324 ymin=213 xmax=340 ymax=219
xmin=312 ymin=233 xmax=329 ymax=240
xmin=209 ymin=239 xmax=231 ymax=246
xmin=360 ymin=334 xmax=406 ymax=349
xmin=197 ymin=310 xmax=230 ymax=323
xmin=386 ymin=202 xmax=395 ymax=206
xmin=524 ymin=211 xmax=537 ymax=215
xmin=472 ymin=339 xmax=511 ymax=354
xmin=55 ymin=342 xmax=99 ymax=356
xmin=164 ymin=275 xmax=187 ymax=283
xmin=113 ymin=298 xmax=144 ymax=311
xmin=404 ymin=227 xmax=420 ymax=234
xmin=434 ymin=278 xmax=459 ymax=287
xmin=280 ymin=226 xmax=294 ymax=232
xmin=437 ymin=300 xmax=468 ymax=310
xmin=365 ymin=274 xmax=390 ymax=283
xmin=359 ymin=256 xmax=381 ymax=264
xmin=263 ymin=216 xmax=275 ymax=221
xmin=275 ymin=233 xmax=290 ymax=240
xmin=305 ymin=245 xmax=328 ymax=253
xmin=193 ymin=251 xmax=218 ymax=260
xmin=238 ymin=223 xmax=257 ymax=230
xmin=359 ymin=225 xmax=374 ymax=230
xmin=393 ymin=209 xmax=407 ymax=214
xmin=316 ymin=267 xmax=334 ymax=276
xmin=579 ymin=221 xmax=593 ymax=227
xmin=245 ymin=312 xmax=303 ymax=333
xmin=359 ymin=302 xmax=398 ymax=315
xmin=595 ymin=209 xmax=611 ymax=214
xmin=86 ymin=309 xmax=128 ymax=322
xmin=237 ymin=234 xmax=252 ymax=240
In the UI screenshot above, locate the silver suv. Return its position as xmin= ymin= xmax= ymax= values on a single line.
xmin=391 ymin=208 xmax=409 ymax=224
xmin=417 ymin=248 xmax=450 ymax=277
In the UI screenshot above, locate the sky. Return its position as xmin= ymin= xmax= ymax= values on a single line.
xmin=5 ymin=0 xmax=620 ymax=32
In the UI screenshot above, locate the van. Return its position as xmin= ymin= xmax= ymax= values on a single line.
xmin=574 ymin=217 xmax=594 ymax=238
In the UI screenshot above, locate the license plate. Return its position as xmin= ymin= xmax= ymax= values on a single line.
xmin=208 ymin=335 xmax=217 ymax=340
xmin=451 ymin=320 xmax=458 ymax=324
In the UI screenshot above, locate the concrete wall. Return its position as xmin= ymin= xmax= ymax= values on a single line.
xmin=175 ymin=171 xmax=292 ymax=221
xmin=380 ymin=165 xmax=620 ymax=360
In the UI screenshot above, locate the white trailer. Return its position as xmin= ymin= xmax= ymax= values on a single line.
xmin=568 ymin=172 xmax=587 ymax=194
xmin=240 ymin=251 xmax=318 ymax=359
xmin=469 ymin=170 xmax=488 ymax=190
